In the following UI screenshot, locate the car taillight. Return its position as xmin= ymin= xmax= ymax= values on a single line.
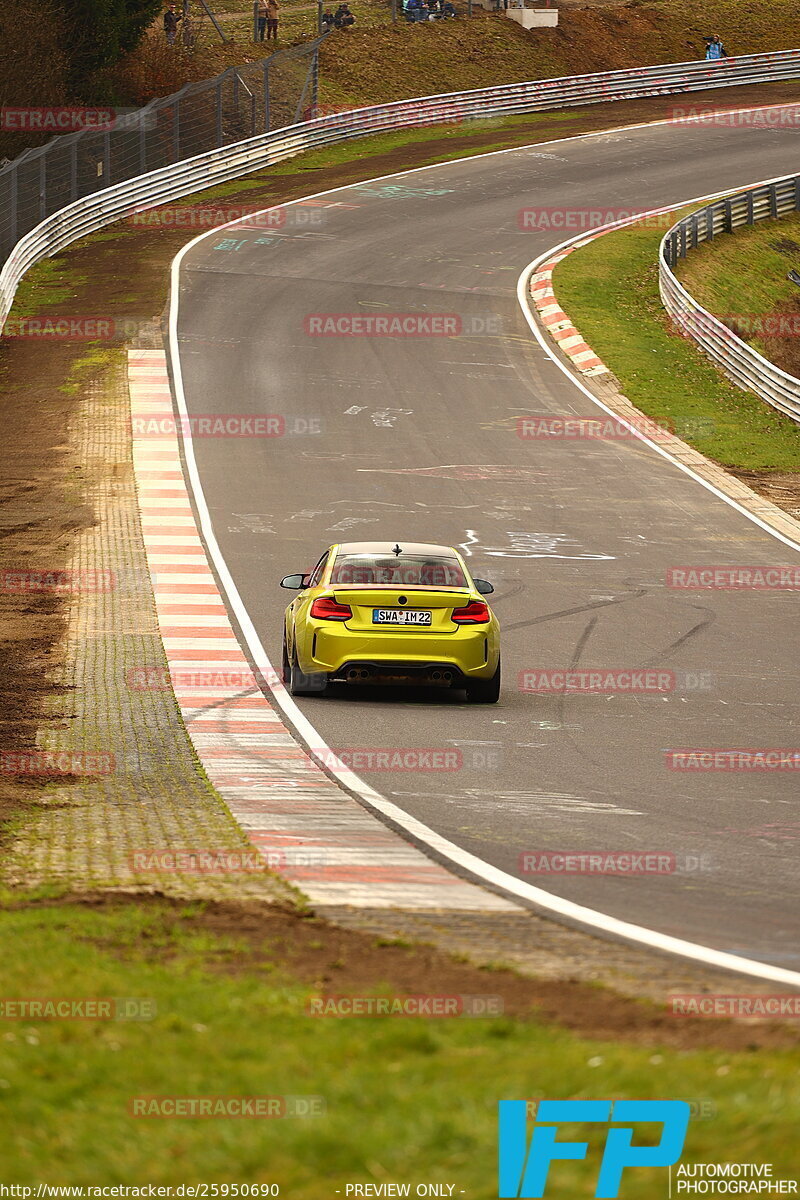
xmin=451 ymin=600 xmax=491 ymax=624
xmin=310 ymin=595 xmax=352 ymax=622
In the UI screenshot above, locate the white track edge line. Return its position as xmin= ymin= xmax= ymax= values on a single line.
xmin=167 ymin=117 xmax=800 ymax=986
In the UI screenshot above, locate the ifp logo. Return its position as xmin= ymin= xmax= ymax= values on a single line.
xmin=498 ymin=1100 xmax=690 ymax=1197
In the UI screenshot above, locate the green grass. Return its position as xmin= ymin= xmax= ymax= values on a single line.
xmin=676 ymin=211 xmax=800 ymax=364
xmin=554 ymin=207 xmax=800 ymax=471
xmin=10 ymin=258 xmax=88 ymax=320
xmin=0 ymin=900 xmax=797 ymax=1193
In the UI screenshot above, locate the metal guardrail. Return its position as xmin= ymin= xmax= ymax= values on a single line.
xmin=3 ymin=47 xmax=800 ymax=332
xmin=660 ymin=174 xmax=800 ymax=424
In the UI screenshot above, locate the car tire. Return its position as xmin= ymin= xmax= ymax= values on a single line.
xmin=281 ymin=633 xmax=291 ymax=685
xmin=465 ymin=658 xmax=500 ymax=704
xmin=288 ymin=644 xmax=328 ymax=697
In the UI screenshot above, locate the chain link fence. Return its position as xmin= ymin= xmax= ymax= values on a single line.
xmin=0 ymin=36 xmax=324 ymax=265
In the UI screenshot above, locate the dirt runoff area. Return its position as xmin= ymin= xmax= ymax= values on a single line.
xmin=37 ymin=892 xmax=800 ymax=1047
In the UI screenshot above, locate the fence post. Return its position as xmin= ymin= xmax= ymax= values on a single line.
xmin=9 ymin=164 xmax=18 ymax=245
xmin=104 ymin=129 xmax=112 ymax=187
xmin=264 ymin=63 xmax=270 ymax=131
xmin=253 ymin=0 xmax=259 ymax=39
xmin=311 ymin=48 xmax=320 ymax=115
xmin=318 ymin=0 xmax=323 ymax=33
xmin=746 ymin=191 xmax=754 ymax=226
xmin=216 ymin=80 xmax=223 ymax=146
xmin=769 ymin=181 xmax=778 ymax=219
xmin=795 ymin=176 xmax=800 ymax=211
xmin=706 ymin=206 xmax=714 ymax=242
xmin=173 ymin=99 xmax=181 ymax=161
xmin=70 ymin=138 xmax=78 ymax=201
xmin=39 ymin=154 xmax=47 ymax=221
xmin=391 ymin=0 xmax=397 ymax=21
xmin=139 ymin=110 xmax=147 ymax=174
xmin=468 ymin=0 xmax=472 ymax=14
xmin=293 ymin=51 xmax=316 ymax=123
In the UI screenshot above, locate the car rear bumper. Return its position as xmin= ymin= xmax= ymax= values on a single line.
xmin=303 ymin=625 xmax=498 ymax=679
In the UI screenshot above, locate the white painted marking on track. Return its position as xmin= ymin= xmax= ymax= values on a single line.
xmin=168 ymin=109 xmax=800 ymax=986
xmin=457 ymin=529 xmax=479 ymax=558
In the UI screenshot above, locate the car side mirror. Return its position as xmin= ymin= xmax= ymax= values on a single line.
xmin=280 ymin=573 xmax=308 ymax=589
xmin=474 ymin=579 xmax=494 ymax=595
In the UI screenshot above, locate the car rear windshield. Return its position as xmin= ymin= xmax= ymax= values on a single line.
xmin=330 ymin=554 xmax=467 ymax=588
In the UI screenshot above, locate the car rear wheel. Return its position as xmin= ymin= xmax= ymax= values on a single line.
xmin=281 ymin=634 xmax=291 ymax=685
xmin=287 ymin=641 xmax=328 ymax=697
xmin=465 ymin=658 xmax=500 ymax=704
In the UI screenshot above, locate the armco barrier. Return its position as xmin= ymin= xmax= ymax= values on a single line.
xmin=660 ymin=175 xmax=800 ymax=424
xmin=3 ymin=49 xmax=800 ymax=332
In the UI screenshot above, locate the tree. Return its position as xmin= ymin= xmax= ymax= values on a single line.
xmin=63 ymin=0 xmax=163 ymax=88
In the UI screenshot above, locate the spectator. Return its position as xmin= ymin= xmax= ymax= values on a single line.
xmin=266 ymin=0 xmax=280 ymax=38
xmin=334 ymin=3 xmax=355 ymax=27
xmin=164 ymin=2 xmax=181 ymax=44
xmin=321 ymin=8 xmax=335 ymax=28
xmin=256 ymin=0 xmax=267 ymax=40
xmin=704 ymin=34 xmax=727 ymax=60
xmin=442 ymin=2 xmax=456 ymax=16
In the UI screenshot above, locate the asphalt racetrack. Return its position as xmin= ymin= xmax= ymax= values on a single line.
xmin=173 ymin=113 xmax=800 ymax=969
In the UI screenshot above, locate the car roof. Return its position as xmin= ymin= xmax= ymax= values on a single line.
xmin=333 ymin=541 xmax=461 ymax=556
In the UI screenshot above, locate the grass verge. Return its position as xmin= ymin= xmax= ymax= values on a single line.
xmin=675 ymin=210 xmax=800 ymax=380
xmin=0 ymin=897 xmax=798 ymax=1192
xmin=553 ymin=207 xmax=800 ymax=471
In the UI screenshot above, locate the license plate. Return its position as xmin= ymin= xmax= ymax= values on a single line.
xmin=372 ymin=608 xmax=432 ymax=626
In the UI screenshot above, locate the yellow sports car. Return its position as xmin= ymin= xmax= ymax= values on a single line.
xmin=280 ymin=541 xmax=501 ymax=702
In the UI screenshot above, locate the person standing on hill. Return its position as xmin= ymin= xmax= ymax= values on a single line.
xmin=164 ymin=2 xmax=182 ymax=44
xmin=256 ymin=0 xmax=268 ymax=40
xmin=267 ymin=0 xmax=280 ymax=39
xmin=704 ymin=34 xmax=728 ymax=60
